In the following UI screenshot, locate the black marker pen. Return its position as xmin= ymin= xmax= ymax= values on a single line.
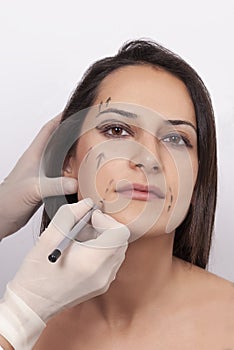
xmin=48 ymin=202 xmax=103 ymax=263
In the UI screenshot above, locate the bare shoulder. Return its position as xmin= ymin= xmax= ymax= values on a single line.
xmin=173 ymin=257 xmax=234 ymax=346
xmin=174 ymin=256 xmax=234 ymax=304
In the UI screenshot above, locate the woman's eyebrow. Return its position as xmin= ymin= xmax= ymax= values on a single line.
xmin=95 ymin=108 xmax=138 ymax=119
xmin=167 ymin=120 xmax=197 ymax=133
xmin=95 ymin=108 xmax=197 ymax=133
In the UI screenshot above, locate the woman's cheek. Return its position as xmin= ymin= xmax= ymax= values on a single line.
xmin=164 ymin=157 xmax=195 ymax=233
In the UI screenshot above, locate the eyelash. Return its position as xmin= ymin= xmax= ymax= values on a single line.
xmin=162 ymin=134 xmax=193 ymax=148
xmin=96 ymin=123 xmax=134 ymax=138
xmin=96 ymin=123 xmax=193 ymax=148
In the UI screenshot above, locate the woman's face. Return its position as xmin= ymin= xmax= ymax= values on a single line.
xmin=64 ymin=65 xmax=198 ymax=241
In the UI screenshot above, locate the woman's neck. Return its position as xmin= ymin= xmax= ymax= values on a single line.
xmin=90 ymin=232 xmax=178 ymax=327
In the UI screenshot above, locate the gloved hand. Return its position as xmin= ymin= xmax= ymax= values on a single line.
xmin=0 ymin=114 xmax=78 ymax=240
xmin=0 ymin=198 xmax=130 ymax=350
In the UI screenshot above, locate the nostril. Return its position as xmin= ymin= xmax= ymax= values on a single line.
xmin=136 ymin=163 xmax=144 ymax=168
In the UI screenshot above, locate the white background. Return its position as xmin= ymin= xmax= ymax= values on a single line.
xmin=0 ymin=0 xmax=234 ymax=297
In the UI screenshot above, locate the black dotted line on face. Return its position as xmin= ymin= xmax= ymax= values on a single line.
xmin=105 ymin=179 xmax=114 ymax=194
xmin=167 ymin=187 xmax=173 ymax=212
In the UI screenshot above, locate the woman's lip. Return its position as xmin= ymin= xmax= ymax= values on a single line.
xmin=117 ymin=189 xmax=160 ymax=201
xmin=116 ymin=183 xmax=165 ymax=201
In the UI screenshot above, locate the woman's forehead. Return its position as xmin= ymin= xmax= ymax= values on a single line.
xmin=93 ymin=65 xmax=196 ymax=127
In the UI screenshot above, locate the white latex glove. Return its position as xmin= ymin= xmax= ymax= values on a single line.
xmin=0 ymin=198 xmax=130 ymax=350
xmin=0 ymin=114 xmax=78 ymax=239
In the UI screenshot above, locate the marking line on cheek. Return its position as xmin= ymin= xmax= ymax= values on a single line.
xmin=105 ymin=179 xmax=114 ymax=193
xmin=84 ymin=147 xmax=93 ymax=163
xmin=96 ymin=152 xmax=105 ymax=170
xmin=168 ymin=187 xmax=173 ymax=212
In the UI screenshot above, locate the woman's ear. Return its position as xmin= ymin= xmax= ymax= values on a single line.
xmin=63 ymin=155 xmax=77 ymax=178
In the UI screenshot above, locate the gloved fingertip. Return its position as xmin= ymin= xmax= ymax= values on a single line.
xmin=62 ymin=178 xmax=78 ymax=194
xmin=95 ymin=226 xmax=130 ymax=247
xmin=93 ymin=209 xmax=102 ymax=215
xmin=115 ymin=227 xmax=131 ymax=242
xmin=92 ymin=209 xmax=114 ymax=220
xmin=82 ymin=197 xmax=94 ymax=207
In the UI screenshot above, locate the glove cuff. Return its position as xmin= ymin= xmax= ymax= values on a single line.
xmin=0 ymin=285 xmax=46 ymax=350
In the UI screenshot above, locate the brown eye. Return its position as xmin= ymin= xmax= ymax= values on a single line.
xmin=111 ymin=127 xmax=124 ymax=136
xmin=97 ymin=123 xmax=133 ymax=138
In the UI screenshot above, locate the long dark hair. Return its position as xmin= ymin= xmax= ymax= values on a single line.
xmin=41 ymin=39 xmax=217 ymax=269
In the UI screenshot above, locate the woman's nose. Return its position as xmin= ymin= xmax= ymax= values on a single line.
xmin=129 ymin=133 xmax=162 ymax=174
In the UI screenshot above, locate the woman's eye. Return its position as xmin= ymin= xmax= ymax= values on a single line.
xmin=97 ymin=124 xmax=133 ymax=138
xmin=161 ymin=134 xmax=192 ymax=148
xmin=107 ymin=126 xmax=129 ymax=137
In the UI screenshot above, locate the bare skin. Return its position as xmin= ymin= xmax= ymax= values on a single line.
xmin=33 ymin=256 xmax=234 ymax=350
xmin=33 ymin=66 xmax=234 ymax=349
xmin=0 ymin=335 xmax=13 ymax=350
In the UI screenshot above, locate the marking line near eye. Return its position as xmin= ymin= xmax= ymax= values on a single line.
xmin=98 ymin=101 xmax=103 ymax=112
xmin=105 ymin=97 xmax=111 ymax=106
